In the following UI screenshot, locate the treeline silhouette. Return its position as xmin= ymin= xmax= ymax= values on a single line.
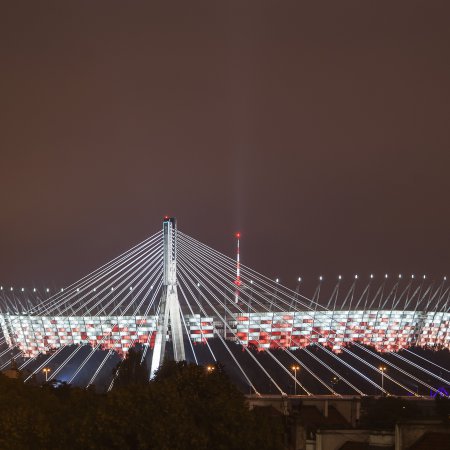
xmin=0 ymin=353 xmax=284 ymax=450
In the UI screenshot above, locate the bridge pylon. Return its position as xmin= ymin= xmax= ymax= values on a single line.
xmin=150 ymin=217 xmax=185 ymax=378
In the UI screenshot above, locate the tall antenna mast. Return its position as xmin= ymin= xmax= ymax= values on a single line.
xmin=234 ymin=232 xmax=241 ymax=303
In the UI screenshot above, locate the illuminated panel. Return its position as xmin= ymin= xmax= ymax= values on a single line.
xmin=1 ymin=310 xmax=449 ymax=358
xmin=224 ymin=310 xmax=450 ymax=353
xmin=2 ymin=315 xmax=157 ymax=357
xmin=187 ymin=315 xmax=214 ymax=342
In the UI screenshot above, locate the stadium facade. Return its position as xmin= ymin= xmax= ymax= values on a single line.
xmin=0 ymin=217 xmax=448 ymax=375
xmin=1 ymin=308 xmax=449 ymax=358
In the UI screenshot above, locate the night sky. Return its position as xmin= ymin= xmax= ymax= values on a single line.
xmin=1 ymin=1 xmax=449 ymax=289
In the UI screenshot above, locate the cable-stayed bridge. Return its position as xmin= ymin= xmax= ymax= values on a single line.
xmin=0 ymin=217 xmax=449 ymax=397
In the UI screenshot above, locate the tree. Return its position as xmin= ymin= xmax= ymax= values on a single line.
xmin=0 ymin=359 xmax=285 ymax=449
xmin=113 ymin=347 xmax=149 ymax=388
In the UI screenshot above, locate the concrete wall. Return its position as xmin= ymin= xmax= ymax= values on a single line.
xmin=395 ymin=420 xmax=450 ymax=450
xmin=316 ymin=429 xmax=394 ymax=450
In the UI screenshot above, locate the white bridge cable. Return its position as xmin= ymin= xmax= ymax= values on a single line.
xmin=81 ymin=276 xmax=164 ymax=387
xmin=105 ymin=279 xmax=164 ymax=390
xmin=180 ymin=232 xmax=446 ymax=313
xmin=180 ymin=306 xmax=199 ymax=366
xmin=179 ymin=232 xmax=326 ymax=311
xmin=50 ymin=272 xmax=160 ymax=385
xmin=140 ymin=301 xmax=162 ymax=365
xmin=178 ymin=236 xmax=386 ymax=393
xmin=178 ymin=242 xmax=361 ymax=396
xmin=177 ymin=243 xmax=338 ymax=395
xmin=81 ymin=246 xmax=163 ymax=317
xmin=355 ymin=283 xmax=450 ymax=390
xmin=87 ymin=350 xmax=113 ymax=388
xmin=0 ymin=236 xmax=214 ymax=370
xmin=21 ymin=232 xmax=161 ymax=318
xmin=177 ymin=270 xmax=261 ymax=395
xmin=188 ymin=248 xmax=423 ymax=397
xmin=50 ymin=240 xmax=161 ymax=319
xmin=350 ymin=343 xmax=449 ymax=395
xmin=0 ymin=348 xmax=23 ymax=371
xmin=7 ymin=233 xmax=160 ymax=317
xmin=48 ymin=254 xmax=163 ymax=383
xmin=0 ymin=242 xmax=149 ymax=356
xmin=18 ymin=354 xmax=38 ymax=371
xmin=33 ymin=233 xmax=162 ymax=318
xmin=51 ymin=237 xmax=163 ymax=317
xmin=0 ymin=234 xmax=162 ymax=352
xmin=11 ymin=248 xmax=160 ymax=374
xmin=404 ymin=349 xmax=450 ymax=375
xmin=238 ymin=274 xmax=446 ymax=395
xmin=178 ymin=262 xmax=306 ymax=396
xmin=74 ymin=269 xmax=163 ymax=386
xmin=14 ymin=241 xmax=161 ymax=368
xmin=389 ymin=350 xmax=450 ymax=386
xmin=179 ymin=233 xmax=447 ymax=358
xmin=24 ymin=250 xmax=162 ymax=383
xmin=178 ymin=262 xmax=309 ymax=396
xmin=177 ymin=281 xmax=217 ymax=363
xmin=40 ymin=232 xmax=162 ymax=316
xmin=105 ymin=275 xmax=167 ymax=388
xmin=177 ymin=242 xmax=367 ymax=395
xmin=5 ymin=224 xmax=447 ymax=396
xmin=178 ymin=234 xmax=439 ymax=396
xmin=178 ymin=237 xmax=385 ymax=394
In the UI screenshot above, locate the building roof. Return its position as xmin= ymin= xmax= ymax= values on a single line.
xmin=407 ymin=432 xmax=450 ymax=450
xmin=339 ymin=443 xmax=394 ymax=450
xmin=299 ymin=404 xmax=350 ymax=428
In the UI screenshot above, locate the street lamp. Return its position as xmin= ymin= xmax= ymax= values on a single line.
xmin=43 ymin=367 xmax=51 ymax=382
xmin=291 ymin=365 xmax=300 ymax=395
xmin=206 ymin=365 xmax=215 ymax=374
xmin=379 ymin=366 xmax=387 ymax=394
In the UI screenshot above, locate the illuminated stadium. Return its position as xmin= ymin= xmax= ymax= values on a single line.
xmin=0 ymin=218 xmax=449 ymax=396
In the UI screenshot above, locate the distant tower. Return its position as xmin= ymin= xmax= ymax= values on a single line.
xmin=234 ymin=232 xmax=242 ymax=303
xmin=150 ymin=217 xmax=185 ymax=378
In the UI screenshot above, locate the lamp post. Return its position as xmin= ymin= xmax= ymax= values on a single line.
xmin=206 ymin=365 xmax=215 ymax=374
xmin=43 ymin=367 xmax=51 ymax=382
xmin=379 ymin=366 xmax=387 ymax=395
xmin=291 ymin=365 xmax=300 ymax=395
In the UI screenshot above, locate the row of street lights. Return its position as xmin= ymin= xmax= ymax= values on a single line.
xmin=205 ymin=362 xmax=389 ymax=396
xmin=278 ymin=274 xmax=446 ymax=283
xmin=41 ymin=362 xmax=387 ymax=393
xmin=0 ymin=285 xmax=153 ymax=293
xmin=288 ymin=364 xmax=388 ymax=396
xmin=2 ymin=274 xmax=447 ymax=293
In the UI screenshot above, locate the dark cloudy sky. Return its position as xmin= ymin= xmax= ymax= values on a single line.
xmin=0 ymin=1 xmax=449 ymax=288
